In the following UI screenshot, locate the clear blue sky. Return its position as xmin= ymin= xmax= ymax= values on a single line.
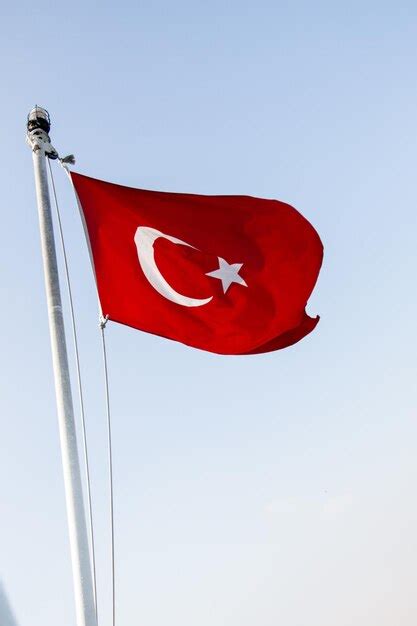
xmin=1 ymin=1 xmax=417 ymax=625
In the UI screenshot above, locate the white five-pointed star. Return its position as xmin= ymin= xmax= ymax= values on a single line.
xmin=206 ymin=257 xmax=248 ymax=294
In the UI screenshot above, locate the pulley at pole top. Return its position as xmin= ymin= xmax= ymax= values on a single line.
xmin=26 ymin=107 xmax=75 ymax=164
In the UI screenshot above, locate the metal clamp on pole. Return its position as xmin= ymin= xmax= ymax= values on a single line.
xmin=27 ymin=107 xmax=97 ymax=626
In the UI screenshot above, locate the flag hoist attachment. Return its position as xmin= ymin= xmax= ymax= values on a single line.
xmin=26 ymin=107 xmax=98 ymax=626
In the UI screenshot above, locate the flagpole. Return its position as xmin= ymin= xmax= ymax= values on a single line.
xmin=26 ymin=107 xmax=97 ymax=626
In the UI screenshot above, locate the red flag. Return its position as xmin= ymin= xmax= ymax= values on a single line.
xmin=72 ymin=172 xmax=323 ymax=355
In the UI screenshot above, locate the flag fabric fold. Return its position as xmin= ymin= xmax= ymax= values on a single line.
xmin=71 ymin=172 xmax=323 ymax=355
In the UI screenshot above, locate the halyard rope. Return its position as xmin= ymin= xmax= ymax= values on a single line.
xmin=99 ymin=315 xmax=116 ymax=626
xmin=47 ymin=159 xmax=99 ymax=622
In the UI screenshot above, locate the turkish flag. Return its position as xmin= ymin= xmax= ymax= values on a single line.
xmin=71 ymin=172 xmax=323 ymax=355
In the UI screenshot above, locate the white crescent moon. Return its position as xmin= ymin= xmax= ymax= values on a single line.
xmin=134 ymin=226 xmax=213 ymax=307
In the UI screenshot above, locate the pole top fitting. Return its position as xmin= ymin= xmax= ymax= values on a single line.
xmin=27 ymin=106 xmax=51 ymax=133
xmin=26 ymin=106 xmax=59 ymax=159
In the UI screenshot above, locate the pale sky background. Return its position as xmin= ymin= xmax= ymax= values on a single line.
xmin=1 ymin=1 xmax=417 ymax=625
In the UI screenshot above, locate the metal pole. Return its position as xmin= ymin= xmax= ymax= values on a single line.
xmin=26 ymin=107 xmax=97 ymax=626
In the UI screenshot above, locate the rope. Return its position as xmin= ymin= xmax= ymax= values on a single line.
xmin=55 ymin=159 xmax=117 ymax=626
xmin=47 ymin=159 xmax=99 ymax=621
xmin=99 ymin=316 xmax=116 ymax=626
